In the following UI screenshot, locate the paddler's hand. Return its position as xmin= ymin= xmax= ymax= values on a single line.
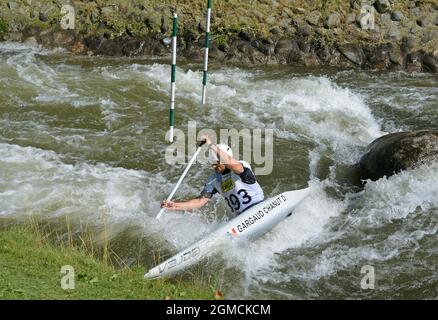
xmin=200 ymin=135 xmax=212 ymax=146
xmin=161 ymin=200 xmax=175 ymax=210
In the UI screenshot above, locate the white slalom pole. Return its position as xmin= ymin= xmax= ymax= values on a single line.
xmin=168 ymin=13 xmax=178 ymax=142
xmin=156 ymin=140 xmax=206 ymax=219
xmin=201 ymin=0 xmax=212 ymax=105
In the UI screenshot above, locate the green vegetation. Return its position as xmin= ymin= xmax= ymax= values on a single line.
xmin=0 ymin=18 xmax=8 ymax=36
xmin=0 ymin=226 xmax=214 ymax=299
xmin=0 ymin=0 xmax=437 ymax=47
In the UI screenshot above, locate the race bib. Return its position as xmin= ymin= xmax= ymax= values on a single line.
xmin=221 ymin=178 xmax=235 ymax=193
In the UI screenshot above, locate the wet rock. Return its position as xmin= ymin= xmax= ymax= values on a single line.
xmin=391 ymin=11 xmax=404 ymax=21
xmin=287 ymin=45 xmax=305 ymax=65
xmin=39 ymin=30 xmax=54 ymax=48
xmin=375 ymin=0 xmax=391 ymax=14
xmin=208 ymin=42 xmax=225 ymax=60
xmin=197 ymin=34 xmax=206 ymax=46
xmin=257 ymin=42 xmax=274 ymax=56
xmin=274 ymin=38 xmax=296 ymax=53
xmin=315 ymin=43 xmax=332 ymax=62
xmin=356 ymin=131 xmax=438 ymax=181
xmin=423 ymin=55 xmax=438 ymax=73
xmin=183 ymin=30 xmax=197 ymax=43
xmin=85 ymin=35 xmax=105 ymax=51
xmin=324 ymin=13 xmax=340 ymax=28
xmin=217 ymin=42 xmax=230 ymax=53
xmin=338 ymin=44 xmax=366 ymax=65
xmin=388 ymin=45 xmax=403 ymax=65
xmin=234 ymin=39 xmax=255 ymax=55
xmin=297 ymin=38 xmax=311 ymax=53
xmin=122 ymin=38 xmax=146 ymax=56
xmin=6 ymin=32 xmax=22 ymax=42
xmin=406 ymin=51 xmax=424 ymax=72
xmin=239 ymin=29 xmax=254 ymax=42
xmin=53 ymin=30 xmax=75 ymax=46
xmin=401 ymin=35 xmax=417 ymax=51
xmin=275 ymin=38 xmax=299 ymax=63
xmin=232 ymin=39 xmax=266 ymax=65
xmin=301 ymin=52 xmax=321 ymax=67
xmin=24 ymin=36 xmax=38 ymax=46
xmin=365 ymin=44 xmax=392 ymax=70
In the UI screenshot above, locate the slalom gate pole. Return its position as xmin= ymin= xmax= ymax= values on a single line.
xmin=201 ymin=0 xmax=212 ymax=105
xmin=168 ymin=13 xmax=178 ymax=142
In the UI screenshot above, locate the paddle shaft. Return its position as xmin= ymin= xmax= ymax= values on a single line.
xmin=156 ymin=141 xmax=206 ymax=219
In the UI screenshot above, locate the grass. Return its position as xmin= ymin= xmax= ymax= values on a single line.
xmin=0 ymin=225 xmax=215 ymax=300
xmin=0 ymin=18 xmax=7 ymax=35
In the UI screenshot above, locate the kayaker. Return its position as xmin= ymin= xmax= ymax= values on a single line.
xmin=161 ymin=135 xmax=265 ymax=216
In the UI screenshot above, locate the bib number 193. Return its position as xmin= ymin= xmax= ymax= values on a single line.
xmin=225 ymin=189 xmax=251 ymax=212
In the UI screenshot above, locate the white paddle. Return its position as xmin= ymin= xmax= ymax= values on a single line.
xmin=156 ymin=140 xmax=207 ymax=219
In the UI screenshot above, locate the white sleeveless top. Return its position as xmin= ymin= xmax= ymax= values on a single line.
xmin=201 ymin=161 xmax=264 ymax=215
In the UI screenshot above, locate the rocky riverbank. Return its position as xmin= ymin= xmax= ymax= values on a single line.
xmin=0 ymin=0 xmax=437 ymax=72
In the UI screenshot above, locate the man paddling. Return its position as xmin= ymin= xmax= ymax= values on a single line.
xmin=161 ymin=135 xmax=265 ymax=216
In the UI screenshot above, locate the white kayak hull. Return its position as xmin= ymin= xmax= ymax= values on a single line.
xmin=144 ymin=187 xmax=310 ymax=279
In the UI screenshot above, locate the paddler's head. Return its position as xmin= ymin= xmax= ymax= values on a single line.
xmin=209 ymin=143 xmax=233 ymax=173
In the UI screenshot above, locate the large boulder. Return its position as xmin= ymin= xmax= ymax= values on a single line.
xmin=356 ymin=131 xmax=438 ymax=181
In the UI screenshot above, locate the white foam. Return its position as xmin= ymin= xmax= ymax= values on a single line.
xmin=113 ymin=64 xmax=384 ymax=165
xmin=0 ymin=41 xmax=45 ymax=54
xmin=0 ymin=142 xmax=214 ymax=245
xmin=218 ymin=179 xmax=346 ymax=288
xmin=284 ymin=163 xmax=438 ymax=281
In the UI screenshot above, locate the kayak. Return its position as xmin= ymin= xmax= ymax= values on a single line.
xmin=144 ymin=187 xmax=310 ymax=279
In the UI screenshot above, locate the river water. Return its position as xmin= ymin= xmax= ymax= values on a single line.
xmin=0 ymin=42 xmax=437 ymax=299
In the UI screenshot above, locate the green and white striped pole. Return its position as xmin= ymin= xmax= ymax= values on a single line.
xmin=201 ymin=0 xmax=212 ymax=105
xmin=169 ymin=13 xmax=178 ymax=143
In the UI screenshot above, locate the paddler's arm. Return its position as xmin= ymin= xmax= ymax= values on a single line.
xmin=161 ymin=196 xmax=209 ymax=211
xmin=202 ymin=135 xmax=244 ymax=174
